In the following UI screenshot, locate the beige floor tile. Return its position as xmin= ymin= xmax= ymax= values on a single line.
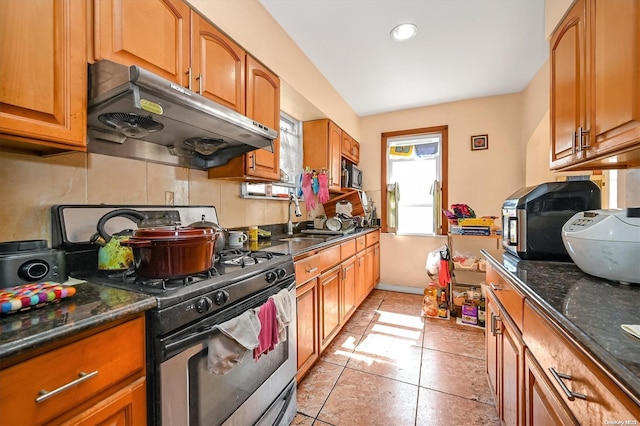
xmin=422 ymin=323 xmax=485 ymax=359
xmin=317 ymin=368 xmax=418 ymax=426
xmin=357 ymin=296 xmax=383 ymax=312
xmin=347 ymin=341 xmax=423 ymax=385
xmin=297 ymin=360 xmax=344 ymax=418
xmin=341 ymin=309 xmax=375 ymax=335
xmin=416 ymin=387 xmax=500 ymax=426
xmin=420 ymin=348 xmax=494 ymax=404
xmin=365 ymin=310 xmax=424 ymax=346
xmin=291 ymin=414 xmax=314 ymax=425
xmin=320 ymin=331 xmax=362 ymax=366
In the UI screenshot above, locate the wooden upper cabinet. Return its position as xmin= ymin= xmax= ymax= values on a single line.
xmin=93 ymin=0 xmax=190 ymax=87
xmin=0 ymin=0 xmax=87 ymax=151
xmin=550 ymin=0 xmax=640 ymax=170
xmin=550 ymin=0 xmax=587 ymax=169
xmin=190 ymin=12 xmax=245 ymax=112
xmin=588 ymin=0 xmax=640 ymax=161
xmin=245 ymin=55 xmax=280 ymax=180
xmin=208 ymin=55 xmax=280 ymax=181
xmin=341 ymin=132 xmax=360 ymax=164
xmin=303 ymin=119 xmax=343 ymax=192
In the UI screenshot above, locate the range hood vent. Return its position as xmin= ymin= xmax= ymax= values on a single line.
xmin=86 ymin=60 xmax=277 ymax=169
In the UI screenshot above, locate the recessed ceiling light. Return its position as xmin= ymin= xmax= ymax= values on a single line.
xmin=390 ymin=23 xmax=418 ymax=41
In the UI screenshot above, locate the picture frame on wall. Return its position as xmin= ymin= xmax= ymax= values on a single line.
xmin=471 ymin=134 xmax=488 ymax=151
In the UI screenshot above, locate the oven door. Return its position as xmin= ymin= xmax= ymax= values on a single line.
xmin=158 ymin=281 xmax=297 ymax=426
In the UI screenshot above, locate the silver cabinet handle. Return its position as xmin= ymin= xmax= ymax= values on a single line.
xmin=196 ymin=73 xmax=203 ymax=95
xmin=491 ymin=313 xmax=502 ymax=336
xmin=490 ymin=282 xmax=502 ymax=291
xmin=187 ymin=67 xmax=193 ymax=90
xmin=549 ymin=368 xmax=587 ymax=401
xmin=578 ymin=127 xmax=590 ymax=149
xmin=250 ymin=154 xmax=256 ymax=171
xmin=306 ymin=267 xmax=318 ymax=273
xmin=36 ymin=370 xmax=99 ymax=403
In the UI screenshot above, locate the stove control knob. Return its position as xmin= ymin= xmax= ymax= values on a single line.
xmin=195 ymin=296 xmax=213 ymax=313
xmin=213 ymin=290 xmax=230 ymax=306
xmin=265 ymin=270 xmax=278 ymax=283
xmin=276 ymin=268 xmax=287 ymax=279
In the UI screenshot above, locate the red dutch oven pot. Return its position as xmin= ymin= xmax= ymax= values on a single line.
xmin=120 ymin=226 xmax=218 ymax=278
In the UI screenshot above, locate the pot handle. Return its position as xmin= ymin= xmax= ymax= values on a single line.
xmin=96 ymin=209 xmax=148 ymax=243
xmin=119 ymin=239 xmax=152 ymax=248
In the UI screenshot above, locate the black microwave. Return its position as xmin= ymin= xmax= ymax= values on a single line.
xmin=344 ymin=164 xmax=363 ymax=189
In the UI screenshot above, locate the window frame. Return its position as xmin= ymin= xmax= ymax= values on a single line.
xmin=380 ymin=125 xmax=449 ymax=235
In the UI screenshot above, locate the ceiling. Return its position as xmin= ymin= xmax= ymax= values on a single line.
xmin=259 ymin=0 xmax=548 ymax=117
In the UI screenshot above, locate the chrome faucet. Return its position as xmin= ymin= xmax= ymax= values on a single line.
xmin=287 ymin=193 xmax=302 ymax=235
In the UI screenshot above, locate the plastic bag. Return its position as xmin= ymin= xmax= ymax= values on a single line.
xmin=425 ymin=245 xmax=447 ymax=280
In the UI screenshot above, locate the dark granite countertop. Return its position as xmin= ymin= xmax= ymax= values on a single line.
xmin=481 ymin=249 xmax=640 ymax=403
xmin=0 ymin=282 xmax=156 ymax=361
xmin=234 ymin=227 xmax=379 ymax=257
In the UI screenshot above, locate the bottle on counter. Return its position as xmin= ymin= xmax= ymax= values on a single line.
xmin=478 ymin=297 xmax=486 ymax=328
xmin=249 ymin=226 xmax=258 ymax=242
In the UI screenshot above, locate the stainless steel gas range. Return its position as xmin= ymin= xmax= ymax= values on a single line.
xmin=51 ymin=205 xmax=297 ymax=426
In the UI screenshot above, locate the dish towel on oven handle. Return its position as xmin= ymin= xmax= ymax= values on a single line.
xmin=208 ymin=310 xmax=260 ymax=374
xmin=254 ymin=298 xmax=279 ymax=360
xmin=270 ymin=288 xmax=292 ymax=342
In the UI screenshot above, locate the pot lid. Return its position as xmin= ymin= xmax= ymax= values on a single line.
xmin=132 ymin=226 xmax=217 ymax=240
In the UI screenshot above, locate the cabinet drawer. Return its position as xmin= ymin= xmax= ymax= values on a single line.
xmin=523 ymin=301 xmax=639 ymax=424
xmin=0 ymin=317 xmax=145 ymax=425
xmin=486 ymin=264 xmax=524 ymax=331
xmin=356 ymin=236 xmax=366 ymax=251
xmin=365 ymin=230 xmax=380 ymax=247
xmin=295 ymin=245 xmax=341 ymax=285
xmin=340 ymin=239 xmax=356 ymax=260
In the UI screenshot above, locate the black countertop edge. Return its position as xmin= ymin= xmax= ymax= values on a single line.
xmin=0 ymin=282 xmax=156 ymax=361
xmin=481 ymin=249 xmax=640 ymax=404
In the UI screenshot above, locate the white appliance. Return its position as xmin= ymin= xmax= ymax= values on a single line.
xmin=561 ymin=208 xmax=640 ymax=284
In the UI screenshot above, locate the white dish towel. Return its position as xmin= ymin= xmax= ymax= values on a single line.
xmin=621 ymin=324 xmax=640 ymax=340
xmin=208 ymin=310 xmax=261 ymax=374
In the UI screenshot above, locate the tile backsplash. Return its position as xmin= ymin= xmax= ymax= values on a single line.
xmin=0 ymin=151 xmax=301 ymax=244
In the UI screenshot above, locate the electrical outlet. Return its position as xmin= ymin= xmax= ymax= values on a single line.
xmin=165 ymin=191 xmax=175 ymax=205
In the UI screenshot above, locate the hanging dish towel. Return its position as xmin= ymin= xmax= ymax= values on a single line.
xmin=270 ymin=288 xmax=292 ymax=342
xmin=254 ymin=298 xmax=279 ymax=360
xmin=208 ymin=310 xmax=260 ymax=374
xmin=387 ymin=183 xmax=400 ymax=232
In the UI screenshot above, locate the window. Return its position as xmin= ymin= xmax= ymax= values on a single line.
xmin=242 ymin=112 xmax=303 ymax=199
xmin=381 ymin=126 xmax=448 ymax=235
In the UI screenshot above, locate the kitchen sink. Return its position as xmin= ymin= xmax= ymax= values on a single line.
xmin=279 ymin=236 xmax=328 ymax=242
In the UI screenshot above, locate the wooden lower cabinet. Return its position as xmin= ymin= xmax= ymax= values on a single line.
xmin=341 ymin=256 xmax=357 ymax=323
xmin=0 ymin=316 xmax=146 ymax=425
xmin=355 ymin=250 xmax=367 ymax=305
xmin=319 ymin=265 xmax=341 ymax=351
xmin=486 ymin=290 xmax=524 ymax=426
xmin=296 ymin=277 xmax=319 ymax=381
xmin=524 ymin=349 xmax=578 ymax=426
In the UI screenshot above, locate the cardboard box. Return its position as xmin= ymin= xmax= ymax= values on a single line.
xmin=461 ymin=303 xmax=478 ymax=325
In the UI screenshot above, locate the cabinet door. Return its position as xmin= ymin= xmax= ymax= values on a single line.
xmin=0 ymin=0 xmax=86 ymax=149
xmin=245 ymin=55 xmax=280 ymax=180
xmin=60 ymin=377 xmax=147 ymax=426
xmin=588 ymin=0 xmax=640 ymax=157
xmin=93 ymin=0 xmax=190 ymax=87
xmin=341 ymin=256 xmax=357 ymax=323
xmin=524 ymin=350 xmax=578 ymax=426
xmin=296 ymin=278 xmax=319 ymax=381
xmin=372 ymin=243 xmax=380 ymax=285
xmin=486 ymin=293 xmax=499 ymax=399
xmin=328 ymin=121 xmax=342 ymax=191
xmin=500 ymin=313 xmax=524 ymax=426
xmin=190 ymin=12 xmax=245 ymax=112
xmin=364 ymin=246 xmax=375 ymax=293
xmin=351 ymin=139 xmax=360 ymax=164
xmin=319 ymin=265 xmax=341 ymax=351
xmin=355 ymin=251 xmax=367 ymax=305
xmin=341 ymin=132 xmax=353 ymax=161
xmin=550 ymin=0 xmax=588 ymax=169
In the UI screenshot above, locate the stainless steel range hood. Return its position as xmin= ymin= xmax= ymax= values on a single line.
xmin=86 ymin=60 xmax=277 ymax=169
